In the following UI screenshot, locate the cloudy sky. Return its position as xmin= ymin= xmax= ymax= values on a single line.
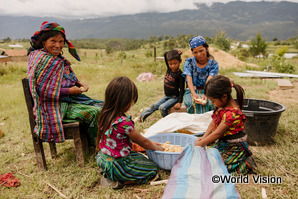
xmin=1 ymin=0 xmax=297 ymax=19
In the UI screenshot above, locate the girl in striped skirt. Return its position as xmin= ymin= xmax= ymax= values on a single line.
xmin=195 ymin=75 xmax=257 ymax=174
xmin=96 ymin=76 xmax=164 ymax=188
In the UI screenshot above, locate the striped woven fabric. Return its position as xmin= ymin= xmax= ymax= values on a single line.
xmin=183 ymin=88 xmax=214 ymax=114
xmin=96 ymin=152 xmax=158 ymax=184
xmin=27 ymin=49 xmax=65 ymax=143
xmin=60 ymin=102 xmax=102 ymax=145
xmin=212 ymin=140 xmax=252 ymax=174
xmin=162 ymin=145 xmax=241 ymax=199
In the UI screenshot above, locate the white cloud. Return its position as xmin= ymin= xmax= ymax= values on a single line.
xmin=0 ymin=0 xmax=297 ymax=19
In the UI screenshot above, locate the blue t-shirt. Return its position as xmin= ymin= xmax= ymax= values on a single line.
xmin=182 ymin=57 xmax=219 ymax=87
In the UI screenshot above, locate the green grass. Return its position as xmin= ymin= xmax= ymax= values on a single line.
xmin=0 ymin=46 xmax=297 ymax=198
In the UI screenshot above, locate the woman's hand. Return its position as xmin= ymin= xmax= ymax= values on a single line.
xmin=193 ymin=94 xmax=202 ymax=104
xmin=76 ymin=82 xmax=89 ymax=92
xmin=68 ymin=86 xmax=84 ymax=95
xmin=201 ymin=95 xmax=207 ymax=105
xmin=81 ymin=83 xmax=89 ymax=92
xmin=173 ymin=102 xmax=182 ymax=109
xmin=193 ymin=95 xmax=207 ymax=105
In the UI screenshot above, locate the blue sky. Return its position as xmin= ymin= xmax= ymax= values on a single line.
xmin=1 ymin=0 xmax=297 ymax=19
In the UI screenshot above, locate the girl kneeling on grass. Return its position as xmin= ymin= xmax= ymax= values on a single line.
xmin=195 ymin=75 xmax=257 ymax=174
xmin=96 ymin=76 xmax=164 ymax=189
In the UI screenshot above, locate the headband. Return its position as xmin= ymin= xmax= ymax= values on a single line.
xmin=30 ymin=21 xmax=80 ymax=61
xmin=189 ymin=36 xmax=206 ymax=49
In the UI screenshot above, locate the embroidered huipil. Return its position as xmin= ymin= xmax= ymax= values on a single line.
xmin=99 ymin=116 xmax=134 ymax=158
xmin=211 ymin=107 xmax=246 ymax=138
xmin=182 ymin=57 xmax=219 ymax=87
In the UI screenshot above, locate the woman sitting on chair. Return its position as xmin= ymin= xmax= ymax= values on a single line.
xmin=27 ymin=21 xmax=103 ymax=146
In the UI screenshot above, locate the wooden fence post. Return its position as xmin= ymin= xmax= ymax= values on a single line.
xmin=121 ymin=47 xmax=123 ymax=67
xmin=154 ymin=47 xmax=156 ymax=62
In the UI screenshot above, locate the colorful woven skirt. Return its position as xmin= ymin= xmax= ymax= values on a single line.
xmin=211 ymin=140 xmax=253 ymax=174
xmin=60 ymin=102 xmax=102 ymax=146
xmin=183 ymin=88 xmax=214 ymax=114
xmin=96 ymin=152 xmax=158 ymax=184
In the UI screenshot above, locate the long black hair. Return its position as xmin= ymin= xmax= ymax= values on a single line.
xmin=204 ymin=75 xmax=245 ymax=109
xmin=96 ymin=76 xmax=138 ymax=151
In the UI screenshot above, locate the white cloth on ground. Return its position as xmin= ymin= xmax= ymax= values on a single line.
xmin=143 ymin=111 xmax=212 ymax=138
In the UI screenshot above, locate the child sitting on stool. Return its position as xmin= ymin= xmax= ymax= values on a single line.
xmin=138 ymin=49 xmax=185 ymax=122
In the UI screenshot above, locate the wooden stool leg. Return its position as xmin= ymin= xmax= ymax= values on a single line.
xmin=32 ymin=136 xmax=47 ymax=171
xmin=73 ymin=128 xmax=85 ymax=166
xmin=49 ymin=142 xmax=57 ymax=158
xmin=80 ymin=130 xmax=90 ymax=155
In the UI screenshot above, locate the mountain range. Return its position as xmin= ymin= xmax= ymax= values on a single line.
xmin=1 ymin=1 xmax=297 ymax=41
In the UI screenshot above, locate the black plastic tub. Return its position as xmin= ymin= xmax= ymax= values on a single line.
xmin=242 ymin=98 xmax=286 ymax=145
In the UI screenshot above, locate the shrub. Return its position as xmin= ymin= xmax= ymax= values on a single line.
xmin=249 ymin=32 xmax=267 ymax=57
xmin=275 ymin=47 xmax=287 ymax=57
xmin=294 ymin=39 xmax=298 ymax=49
xmin=213 ymin=30 xmax=231 ymax=51
xmin=231 ymin=47 xmax=250 ymax=61
xmin=118 ymin=52 xmax=127 ymax=59
xmin=259 ymin=52 xmax=296 ymax=74
xmin=145 ymin=51 xmax=152 ymax=58
xmin=269 ymin=54 xmax=295 ymax=73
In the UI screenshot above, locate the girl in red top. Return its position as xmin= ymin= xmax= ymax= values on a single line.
xmin=195 ymin=75 xmax=256 ymax=174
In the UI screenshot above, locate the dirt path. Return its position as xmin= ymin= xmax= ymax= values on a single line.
xmin=184 ymin=47 xmax=258 ymax=69
xmin=268 ymin=79 xmax=298 ymax=107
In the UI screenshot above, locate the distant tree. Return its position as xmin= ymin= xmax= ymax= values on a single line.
xmin=249 ymin=32 xmax=268 ymax=57
xmin=118 ymin=52 xmax=127 ymax=59
xmin=149 ymin=36 xmax=159 ymax=43
xmin=163 ymin=41 xmax=168 ymax=49
xmin=168 ymin=39 xmax=175 ymax=49
xmin=3 ymin=37 xmax=11 ymax=43
xmin=205 ymin=36 xmax=213 ymax=45
xmin=213 ymin=30 xmax=231 ymax=51
xmin=272 ymin=37 xmax=278 ymax=41
xmin=289 ymin=35 xmax=298 ymax=49
xmin=273 ymin=41 xmax=281 ymax=46
xmin=105 ymin=46 xmax=113 ymax=54
xmin=295 ymin=40 xmax=298 ymax=49
xmin=145 ymin=50 xmax=152 ymax=58
xmin=107 ymin=40 xmax=122 ymax=50
xmin=176 ymin=34 xmax=188 ymax=48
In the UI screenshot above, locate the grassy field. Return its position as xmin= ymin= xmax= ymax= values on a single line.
xmin=0 ymin=44 xmax=297 ymax=199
